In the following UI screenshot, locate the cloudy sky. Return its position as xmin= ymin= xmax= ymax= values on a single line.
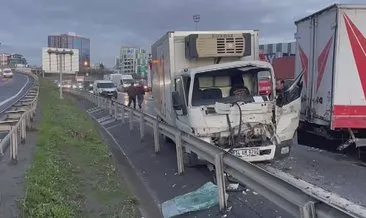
xmin=0 ymin=0 xmax=364 ymax=66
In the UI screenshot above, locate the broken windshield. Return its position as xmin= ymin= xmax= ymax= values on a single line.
xmin=191 ymin=66 xmax=272 ymax=106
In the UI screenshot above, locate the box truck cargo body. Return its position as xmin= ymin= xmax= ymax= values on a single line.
xmin=152 ymin=31 xmax=303 ymax=164
xmin=295 ymin=4 xmax=366 ymax=152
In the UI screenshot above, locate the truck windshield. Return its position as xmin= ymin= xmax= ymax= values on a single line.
xmin=191 ymin=67 xmax=272 ymax=106
xmin=97 ymin=83 xmax=114 ymax=88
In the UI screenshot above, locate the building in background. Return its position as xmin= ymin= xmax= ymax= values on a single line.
xmin=0 ymin=53 xmax=27 ymax=67
xmin=0 ymin=54 xmax=10 ymax=67
xmin=259 ymin=42 xmax=296 ymax=80
xmin=119 ymin=46 xmax=149 ymax=78
xmin=115 ymin=57 xmax=120 ymax=69
xmin=9 ymin=53 xmax=27 ymax=67
xmin=41 ymin=47 xmax=79 ymax=74
xmin=48 ymin=32 xmax=90 ymax=70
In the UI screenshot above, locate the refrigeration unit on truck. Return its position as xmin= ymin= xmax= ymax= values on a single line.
xmin=295 ymin=4 xmax=366 ymax=158
xmin=151 ymin=31 xmax=304 ymax=165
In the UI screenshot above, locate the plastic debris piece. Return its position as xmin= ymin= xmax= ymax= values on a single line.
xmin=226 ymin=183 xmax=239 ymax=191
xmin=161 ymin=182 xmax=218 ymax=218
xmin=253 ymin=191 xmax=258 ymax=195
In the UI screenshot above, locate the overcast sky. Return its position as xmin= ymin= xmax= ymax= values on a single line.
xmin=0 ymin=0 xmax=364 ymax=66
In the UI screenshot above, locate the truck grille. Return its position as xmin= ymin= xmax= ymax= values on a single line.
xmin=217 ymin=37 xmax=244 ymax=54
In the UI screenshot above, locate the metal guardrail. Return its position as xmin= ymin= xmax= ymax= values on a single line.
xmin=0 ymin=72 xmax=39 ymax=162
xmin=68 ymin=90 xmax=366 ymax=218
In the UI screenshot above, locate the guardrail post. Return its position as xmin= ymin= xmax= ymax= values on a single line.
xmin=300 ymin=201 xmax=316 ymax=218
xmin=175 ymin=131 xmax=184 ymax=175
xmin=129 ymin=109 xmax=133 ymax=131
xmin=153 ymin=119 xmax=160 ymax=153
xmin=21 ymin=118 xmax=26 ymax=143
xmin=121 ymin=106 xmax=125 ymax=123
xmin=215 ymin=152 xmax=227 ymax=211
xmin=10 ymin=127 xmax=18 ymax=163
xmin=25 ymin=113 xmax=31 ymax=130
xmin=139 ymin=114 xmax=145 ymax=142
xmin=114 ymin=103 xmax=118 ymax=119
xmin=109 ymin=100 xmax=112 ymax=115
xmin=104 ymin=98 xmax=108 ymax=109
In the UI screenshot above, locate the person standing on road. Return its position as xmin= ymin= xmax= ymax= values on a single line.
xmin=136 ymin=81 xmax=145 ymax=110
xmin=127 ymin=82 xmax=137 ymax=109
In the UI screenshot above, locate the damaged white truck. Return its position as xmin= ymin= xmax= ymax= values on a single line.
xmin=151 ymin=31 xmax=303 ymax=165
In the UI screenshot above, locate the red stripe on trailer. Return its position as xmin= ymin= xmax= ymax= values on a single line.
xmin=333 ymin=105 xmax=366 ymax=116
xmin=298 ymin=44 xmax=309 ymax=87
xmin=332 ymin=105 xmax=366 ymax=129
xmin=332 ymin=117 xmax=366 ymax=129
xmin=316 ymin=36 xmax=333 ymax=92
xmin=343 ymin=13 xmax=366 ymax=99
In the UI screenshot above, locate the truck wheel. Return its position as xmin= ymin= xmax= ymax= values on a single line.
xmin=183 ymin=151 xmax=199 ymax=167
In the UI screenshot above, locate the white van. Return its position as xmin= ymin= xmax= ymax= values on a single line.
xmin=93 ymin=80 xmax=118 ymax=98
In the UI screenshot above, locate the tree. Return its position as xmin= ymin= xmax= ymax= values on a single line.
xmin=99 ymin=63 xmax=105 ymax=70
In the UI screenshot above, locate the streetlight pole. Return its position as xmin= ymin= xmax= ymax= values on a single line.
xmin=193 ymin=14 xmax=200 ymax=31
xmin=47 ymin=49 xmax=74 ymax=99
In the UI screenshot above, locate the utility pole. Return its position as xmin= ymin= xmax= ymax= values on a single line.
xmin=47 ymin=49 xmax=74 ymax=99
xmin=193 ymin=14 xmax=200 ymax=31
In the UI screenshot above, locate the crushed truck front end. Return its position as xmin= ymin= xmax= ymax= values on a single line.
xmin=173 ymin=61 xmax=303 ymax=162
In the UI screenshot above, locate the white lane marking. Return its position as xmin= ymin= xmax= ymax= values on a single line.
xmin=0 ymin=74 xmax=30 ymax=107
xmin=99 ymin=118 xmax=117 ymax=126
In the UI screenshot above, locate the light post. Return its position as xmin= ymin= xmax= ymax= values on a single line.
xmin=193 ymin=14 xmax=200 ymax=31
xmin=47 ymin=49 xmax=74 ymax=99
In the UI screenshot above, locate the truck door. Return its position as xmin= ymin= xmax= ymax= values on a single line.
xmin=173 ymin=76 xmax=192 ymax=133
xmin=309 ymin=9 xmax=336 ymax=125
xmin=276 ymin=72 xmax=304 ymax=143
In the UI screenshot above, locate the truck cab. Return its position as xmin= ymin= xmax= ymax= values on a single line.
xmin=171 ymin=61 xmax=303 ymax=162
xmin=152 ymin=31 xmax=303 ymax=164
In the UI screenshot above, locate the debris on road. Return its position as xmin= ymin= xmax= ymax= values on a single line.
xmin=161 ymin=182 xmax=219 ymax=218
xmin=226 ymin=183 xmax=239 ymax=191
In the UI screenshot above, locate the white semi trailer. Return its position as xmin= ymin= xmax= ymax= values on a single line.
xmin=294 ymin=4 xmax=366 ymax=159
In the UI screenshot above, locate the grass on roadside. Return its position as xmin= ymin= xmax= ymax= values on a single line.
xmin=20 ymin=80 xmax=140 ymax=218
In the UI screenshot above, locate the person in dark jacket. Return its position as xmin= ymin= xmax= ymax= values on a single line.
xmin=127 ymin=82 xmax=137 ymax=108
xmin=276 ymin=79 xmax=285 ymax=106
xmin=136 ymin=81 xmax=145 ymax=110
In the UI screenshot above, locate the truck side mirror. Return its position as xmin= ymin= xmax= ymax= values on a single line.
xmin=172 ymin=91 xmax=183 ymax=110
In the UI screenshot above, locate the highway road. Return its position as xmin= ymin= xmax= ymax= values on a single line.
xmin=0 ymin=73 xmax=34 ymax=113
xmin=117 ymin=92 xmax=366 ymax=208
xmin=71 ymin=91 xmax=366 ymax=217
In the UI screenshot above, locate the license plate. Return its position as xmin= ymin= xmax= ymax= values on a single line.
xmin=233 ymin=148 xmax=260 ymax=157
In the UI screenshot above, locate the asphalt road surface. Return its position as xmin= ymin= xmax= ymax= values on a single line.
xmin=70 ymin=91 xmax=366 ymax=217
xmin=0 ymin=73 xmax=33 ymax=113
xmin=77 ymin=93 xmax=291 ymax=218
xmin=117 ymin=92 xmax=366 ymax=208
